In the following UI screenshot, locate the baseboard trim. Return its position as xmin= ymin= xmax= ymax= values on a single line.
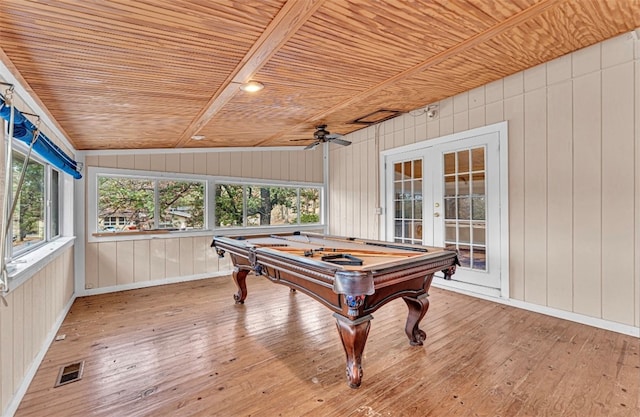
xmin=78 ymin=271 xmax=230 ymax=297
xmin=432 ymin=282 xmax=639 ymax=338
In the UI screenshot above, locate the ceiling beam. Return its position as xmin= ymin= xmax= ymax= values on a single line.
xmin=256 ymin=0 xmax=563 ymax=146
xmin=173 ymin=0 xmax=326 ymax=148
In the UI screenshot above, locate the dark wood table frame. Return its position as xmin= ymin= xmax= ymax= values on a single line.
xmin=212 ymin=233 xmax=458 ymax=388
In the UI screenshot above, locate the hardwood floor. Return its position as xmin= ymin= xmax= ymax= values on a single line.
xmin=16 ymin=276 xmax=639 ymax=417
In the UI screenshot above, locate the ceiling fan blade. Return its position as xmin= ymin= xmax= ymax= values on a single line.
xmin=304 ymin=141 xmax=321 ymax=150
xmin=328 ymin=138 xmax=352 ymax=147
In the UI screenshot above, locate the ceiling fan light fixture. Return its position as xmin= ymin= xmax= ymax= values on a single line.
xmin=239 ymin=80 xmax=264 ymax=93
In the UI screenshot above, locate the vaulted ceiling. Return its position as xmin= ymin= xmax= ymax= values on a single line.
xmin=1 ymin=0 xmax=638 ymax=151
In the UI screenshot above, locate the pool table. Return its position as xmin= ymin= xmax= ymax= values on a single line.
xmin=211 ymin=232 xmax=458 ymax=388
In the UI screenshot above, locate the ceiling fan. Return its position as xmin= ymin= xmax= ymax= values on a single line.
xmin=292 ymin=125 xmax=352 ymax=150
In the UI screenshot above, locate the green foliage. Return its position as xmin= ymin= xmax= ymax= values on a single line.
xmin=215 ymin=185 xmax=321 ymax=227
xmin=215 ymin=184 xmax=243 ymax=227
xmin=98 ymin=177 xmax=205 ymax=230
xmin=98 ymin=177 xmax=154 ymax=229
xmin=246 ymin=186 xmax=296 ymax=225
xmin=12 ymin=152 xmax=44 ymax=243
xmin=300 ymin=213 xmax=319 ymax=223
xmin=159 ymin=180 xmax=205 ymax=228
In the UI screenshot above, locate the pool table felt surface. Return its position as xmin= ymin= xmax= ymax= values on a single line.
xmin=230 ymin=234 xmax=452 ymax=272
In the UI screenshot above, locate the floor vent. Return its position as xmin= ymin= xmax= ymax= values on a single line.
xmin=54 ymin=361 xmax=84 ymax=387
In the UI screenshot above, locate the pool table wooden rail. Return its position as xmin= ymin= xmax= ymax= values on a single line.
xmin=211 ymin=233 xmax=458 ymax=388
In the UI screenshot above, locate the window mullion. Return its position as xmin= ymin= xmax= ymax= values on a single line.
xmin=242 ymin=185 xmax=247 ymax=227
xmin=154 ymin=180 xmax=159 ymax=230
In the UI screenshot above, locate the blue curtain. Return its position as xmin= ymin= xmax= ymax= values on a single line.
xmin=0 ymin=96 xmax=81 ymax=179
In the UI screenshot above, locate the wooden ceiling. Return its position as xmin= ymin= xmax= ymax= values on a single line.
xmin=1 ymin=0 xmax=638 ymax=151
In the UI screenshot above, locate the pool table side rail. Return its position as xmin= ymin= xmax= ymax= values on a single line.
xmin=212 ymin=235 xmax=456 ymax=273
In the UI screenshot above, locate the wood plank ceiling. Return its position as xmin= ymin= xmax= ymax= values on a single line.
xmin=1 ymin=0 xmax=638 ymax=150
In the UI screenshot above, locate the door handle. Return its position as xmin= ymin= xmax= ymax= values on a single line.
xmin=433 ymin=212 xmax=440 ymax=217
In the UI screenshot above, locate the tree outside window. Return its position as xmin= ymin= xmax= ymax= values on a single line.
xmin=12 ymin=151 xmax=45 ymax=249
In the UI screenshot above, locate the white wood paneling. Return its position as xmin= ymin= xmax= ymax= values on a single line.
xmin=134 ymin=154 xmax=151 ymax=171
xmin=116 ymin=241 xmax=134 ymax=285
xmin=84 ymin=147 xmax=323 ymax=290
xmin=98 ymin=242 xmax=117 ymax=288
xmin=206 ymin=152 xmax=219 ymax=176
xmin=117 ymin=154 xmax=135 ymax=169
xmin=572 ymin=71 xmax=602 ymax=318
xmin=179 ymin=238 xmax=194 ymax=277
xmin=85 ymin=242 xmax=99 ymax=289
xmin=133 ymin=240 xmax=150 ymax=283
xmin=523 ymin=87 xmax=547 ymax=305
xmin=0 ymin=247 xmax=74 ymax=416
xmin=328 ymin=31 xmax=640 ymax=332
xmin=504 ymin=94 xmax=525 ymax=301
xmin=180 ymin=153 xmax=194 ymax=174
xmin=149 ymin=238 xmax=166 ymax=280
xmin=165 ymin=153 xmax=180 ymax=173
xmin=601 ymin=62 xmax=635 ymax=324
xmin=546 ymin=80 xmax=573 ymax=312
xmin=165 ymin=238 xmax=180 ymax=278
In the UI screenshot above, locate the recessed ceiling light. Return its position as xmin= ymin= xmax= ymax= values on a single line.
xmin=239 ymin=80 xmax=264 ymax=93
xmin=191 ymin=135 xmax=205 ymax=140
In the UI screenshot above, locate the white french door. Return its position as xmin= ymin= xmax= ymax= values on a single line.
xmin=383 ymin=123 xmax=508 ymax=297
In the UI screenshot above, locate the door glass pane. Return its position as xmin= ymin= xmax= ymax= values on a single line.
xmin=403 ymin=161 xmax=411 ymax=179
xmin=472 ymin=197 xmax=486 ymax=220
xmin=458 ymin=174 xmax=470 ymax=195
xmin=394 ymin=163 xmax=403 ymax=181
xmin=413 ymin=160 xmax=422 ymax=179
xmin=444 ymin=153 xmax=456 ymax=175
xmin=472 ymin=172 xmax=485 ymax=195
xmin=444 ymin=198 xmax=456 ymax=219
xmin=458 ymin=223 xmax=471 ymax=243
xmin=442 ymin=147 xmax=487 ymax=272
xmin=472 ymin=147 xmax=485 ymax=171
xmin=458 ymin=245 xmax=471 ymax=268
xmin=444 ymin=175 xmax=456 ymax=196
xmin=457 ymin=197 xmax=471 ymax=219
xmin=457 ymin=150 xmax=470 ymax=173
xmin=472 ymin=246 xmax=487 ymax=271
xmin=472 ymin=223 xmax=486 ymax=245
xmin=393 ymin=158 xmax=423 ymax=244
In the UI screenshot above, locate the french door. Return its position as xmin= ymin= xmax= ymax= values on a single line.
xmin=383 ymin=124 xmax=508 ymax=297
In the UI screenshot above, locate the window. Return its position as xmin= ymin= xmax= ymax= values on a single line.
xmin=10 ymin=149 xmax=61 ymax=256
xmin=215 ymin=183 xmax=321 ymax=228
xmin=88 ymin=166 xmax=324 ymax=241
xmin=97 ymin=175 xmax=205 ymax=232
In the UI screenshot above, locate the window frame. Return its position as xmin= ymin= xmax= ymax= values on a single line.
xmin=7 ymin=142 xmax=63 ymax=259
xmin=87 ymin=166 xmax=324 ymax=243
xmin=214 ymin=182 xmax=323 ymax=229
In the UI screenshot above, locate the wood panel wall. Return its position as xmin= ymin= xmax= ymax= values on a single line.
xmin=83 ymin=148 xmax=323 ymax=291
xmin=329 ymin=31 xmax=640 ymax=329
xmin=0 ymin=247 xmax=74 ymax=416
xmin=0 ymin=76 xmax=77 ymax=416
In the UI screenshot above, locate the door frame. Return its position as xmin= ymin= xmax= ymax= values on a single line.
xmin=379 ymin=121 xmax=509 ymax=298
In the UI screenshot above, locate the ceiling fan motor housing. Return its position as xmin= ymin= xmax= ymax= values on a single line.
xmin=314 ymin=124 xmax=329 ymax=140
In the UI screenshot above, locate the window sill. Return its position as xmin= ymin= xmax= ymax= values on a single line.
xmin=88 ymin=228 xmax=211 ymax=243
xmin=88 ymin=224 xmax=326 ymax=243
xmin=5 ymin=237 xmax=76 ymax=293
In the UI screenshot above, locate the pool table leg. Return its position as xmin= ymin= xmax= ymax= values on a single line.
xmin=232 ymin=266 xmax=249 ymax=304
xmin=334 ymin=314 xmax=372 ymax=389
xmin=402 ymin=293 xmax=429 ymax=346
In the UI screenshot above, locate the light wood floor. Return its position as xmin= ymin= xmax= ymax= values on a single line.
xmin=16 ymin=276 xmax=640 ymax=417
